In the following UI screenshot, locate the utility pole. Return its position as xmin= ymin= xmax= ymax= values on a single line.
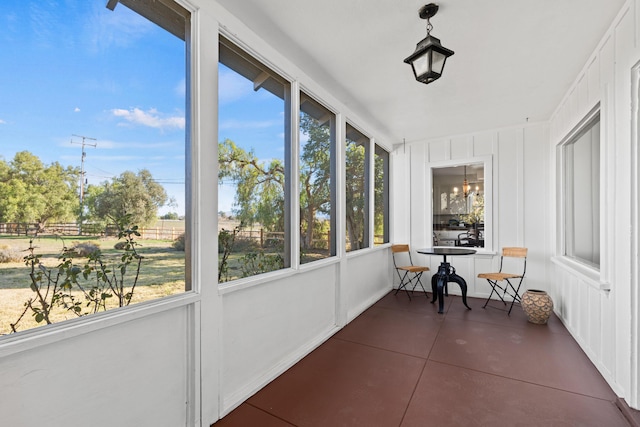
xmin=71 ymin=134 xmax=97 ymax=234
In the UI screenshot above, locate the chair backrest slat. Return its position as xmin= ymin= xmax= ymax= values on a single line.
xmin=503 ymin=247 xmax=527 ymax=258
xmin=391 ymin=244 xmax=409 ymax=253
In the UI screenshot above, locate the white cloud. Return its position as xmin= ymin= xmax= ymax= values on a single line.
xmin=111 ymin=107 xmax=185 ymax=130
xmin=74 ymin=107 xmax=81 ymax=112
xmin=0 ymin=119 xmax=6 ymax=125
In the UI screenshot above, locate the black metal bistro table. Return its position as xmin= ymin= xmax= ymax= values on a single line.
xmin=418 ymin=248 xmax=476 ymax=314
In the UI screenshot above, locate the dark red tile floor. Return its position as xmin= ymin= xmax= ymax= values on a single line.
xmin=214 ymin=292 xmax=635 ymax=426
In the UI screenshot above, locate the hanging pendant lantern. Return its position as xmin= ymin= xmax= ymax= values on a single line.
xmin=404 ymin=4 xmax=454 ymax=85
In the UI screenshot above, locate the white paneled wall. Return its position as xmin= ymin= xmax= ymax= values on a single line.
xmin=548 ymin=0 xmax=639 ymax=408
xmin=392 ymin=123 xmax=550 ymax=300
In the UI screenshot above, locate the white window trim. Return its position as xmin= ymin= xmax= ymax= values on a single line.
xmin=554 ymin=103 xmax=610 ymax=290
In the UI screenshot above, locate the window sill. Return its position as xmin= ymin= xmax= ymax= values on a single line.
xmin=218 ymin=256 xmax=343 ymax=295
xmin=425 ymin=247 xmax=497 ymax=257
xmin=0 ymin=291 xmax=201 ymax=358
xmin=551 ymin=256 xmax=609 ymax=290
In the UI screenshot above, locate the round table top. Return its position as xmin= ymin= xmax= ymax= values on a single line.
xmin=417 ymin=247 xmax=477 ymax=256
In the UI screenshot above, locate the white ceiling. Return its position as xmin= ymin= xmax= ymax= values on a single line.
xmin=215 ymin=0 xmax=626 ymax=144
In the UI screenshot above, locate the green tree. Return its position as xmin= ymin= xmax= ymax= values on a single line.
xmin=299 ymin=113 xmax=331 ymax=249
xmin=0 ymin=151 xmax=79 ymax=228
xmin=86 ymin=169 xmax=167 ymax=227
xmin=219 ymin=121 xmax=372 ymax=251
xmin=345 ymin=141 xmax=366 ymax=250
xmin=218 ymin=138 xmax=284 ymax=231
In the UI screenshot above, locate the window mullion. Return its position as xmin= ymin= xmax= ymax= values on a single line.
xmin=288 ymin=81 xmax=300 ymax=270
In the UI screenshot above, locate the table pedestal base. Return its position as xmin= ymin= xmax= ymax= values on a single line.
xmin=431 ymin=262 xmax=472 ymax=314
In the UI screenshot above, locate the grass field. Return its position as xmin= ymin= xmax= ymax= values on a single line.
xmin=1 ymin=220 xmax=331 ymax=335
xmin=0 ymin=235 xmax=185 ymax=335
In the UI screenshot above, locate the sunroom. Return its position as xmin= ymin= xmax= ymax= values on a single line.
xmin=1 ymin=0 xmax=639 ymax=426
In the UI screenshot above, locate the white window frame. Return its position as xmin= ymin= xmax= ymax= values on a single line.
xmin=552 ymin=104 xmax=610 ymax=289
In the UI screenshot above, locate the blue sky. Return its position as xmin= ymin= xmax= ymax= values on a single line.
xmin=0 ymin=1 xmax=186 ymax=215
xmin=1 ymin=1 xmax=291 ymax=217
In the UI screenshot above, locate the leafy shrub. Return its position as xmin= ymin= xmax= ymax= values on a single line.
xmin=71 ymin=241 xmax=101 ymax=257
xmin=240 ymin=251 xmax=284 ymax=278
xmin=114 ymin=241 xmax=127 ymax=250
xmin=173 ymin=233 xmax=185 ymax=251
xmin=11 ymin=215 xmax=144 ymax=332
xmin=0 ymin=244 xmax=22 ymax=263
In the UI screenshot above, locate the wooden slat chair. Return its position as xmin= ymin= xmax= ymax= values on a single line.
xmin=478 ymin=247 xmax=528 ymax=314
xmin=391 ymin=244 xmax=430 ymax=300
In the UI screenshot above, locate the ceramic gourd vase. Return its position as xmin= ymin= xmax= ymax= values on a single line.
xmin=521 ymin=289 xmax=553 ymax=324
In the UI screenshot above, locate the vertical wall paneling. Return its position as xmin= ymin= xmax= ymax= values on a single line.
xmin=613 ymin=4 xmax=634 ymax=395
xmin=523 ymin=125 xmax=549 ymax=291
xmin=390 ymin=146 xmax=411 ymax=245
xmin=577 ymin=75 xmax=589 ymax=111
xmin=497 ymin=129 xmax=519 ymax=247
xmin=411 ymin=144 xmax=428 ymax=249
xmin=516 ymin=129 xmax=525 ymax=246
xmin=473 ymin=132 xmax=494 ymax=156
xmin=548 ymin=0 xmax=639 ymax=406
xmin=588 ymin=286 xmax=603 ymax=361
xmin=631 ymin=61 xmax=640 ymax=410
xmin=451 ymin=135 xmax=472 ymax=160
xmin=631 ymin=57 xmax=640 ymax=409
xmin=428 ymin=139 xmax=450 ymax=162
xmin=588 ymin=56 xmax=601 ymax=106
xmin=403 ymin=123 xmax=546 ymax=300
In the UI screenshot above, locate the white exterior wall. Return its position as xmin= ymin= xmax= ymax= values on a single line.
xmin=547 ymin=0 xmax=640 ymax=409
xmin=0 ymin=1 xmax=395 ymax=426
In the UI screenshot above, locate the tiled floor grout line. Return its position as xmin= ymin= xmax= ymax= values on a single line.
xmin=397 ymin=357 xmax=429 ymax=427
xmin=330 ymin=335 xmax=430 ymax=360
xmin=426 ymin=357 xmax=618 ymax=403
xmin=397 ymin=311 xmax=446 ymax=427
xmin=244 ymin=401 xmax=298 ymax=426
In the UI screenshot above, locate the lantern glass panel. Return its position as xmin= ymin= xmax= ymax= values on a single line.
xmin=432 ymin=50 xmax=446 ymax=75
xmin=412 ymin=52 xmax=430 ymax=77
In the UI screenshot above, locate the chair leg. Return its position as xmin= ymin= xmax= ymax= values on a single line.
xmin=505 ymin=278 xmax=523 ymax=315
xmin=394 ymin=270 xmax=412 ymax=300
xmin=412 ymin=273 xmax=429 ymax=298
xmin=482 ymin=279 xmax=501 ymax=308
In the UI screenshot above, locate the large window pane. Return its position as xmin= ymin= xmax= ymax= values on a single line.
xmin=0 ymin=0 xmax=189 ymax=335
xmin=345 ymin=124 xmax=369 ymax=251
xmin=218 ymin=37 xmax=289 ymax=282
xmin=299 ymin=93 xmax=335 ymax=263
xmin=374 ymin=144 xmax=389 ymax=245
xmin=432 ymin=164 xmax=485 ymax=247
xmin=562 ymin=115 xmax=600 ymax=267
